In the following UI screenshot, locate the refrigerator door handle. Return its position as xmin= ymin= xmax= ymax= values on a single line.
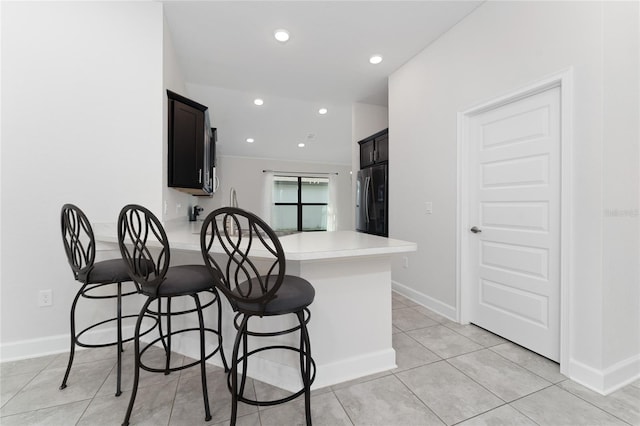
xmin=364 ymin=176 xmax=371 ymax=223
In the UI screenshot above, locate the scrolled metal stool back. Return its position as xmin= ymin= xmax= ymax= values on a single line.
xmin=117 ymin=204 xmax=170 ymax=297
xmin=201 ymin=207 xmax=286 ymax=313
xmin=61 ymin=203 xmax=96 ymax=281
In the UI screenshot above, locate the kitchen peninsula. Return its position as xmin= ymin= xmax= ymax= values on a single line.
xmin=94 ymin=221 xmax=416 ymax=390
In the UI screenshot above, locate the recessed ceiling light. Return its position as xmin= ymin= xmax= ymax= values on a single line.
xmin=254 ymin=98 xmax=264 ymax=106
xmin=298 ymin=143 xmax=305 ymax=148
xmin=274 ymin=29 xmax=290 ymax=43
xmin=318 ymin=108 xmax=328 ymax=115
xmin=369 ymin=55 xmax=383 ymax=65
xmin=246 ymin=138 xmax=254 ymax=143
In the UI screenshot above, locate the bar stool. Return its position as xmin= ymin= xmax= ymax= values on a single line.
xmin=200 ymin=207 xmax=316 ymax=425
xmin=59 ymin=203 xmax=151 ymax=396
xmin=117 ymin=204 xmax=228 ymax=425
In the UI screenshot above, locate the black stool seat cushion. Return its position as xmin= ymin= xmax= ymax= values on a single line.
xmin=233 ymin=275 xmax=315 ymax=315
xmin=156 ymin=265 xmax=214 ymax=297
xmin=80 ymin=259 xmax=132 ymax=284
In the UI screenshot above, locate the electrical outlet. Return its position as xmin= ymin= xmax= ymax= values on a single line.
xmin=403 ymin=256 xmax=409 ymax=269
xmin=38 ymin=289 xmax=53 ymax=307
xmin=425 ymin=201 xmax=433 ymax=214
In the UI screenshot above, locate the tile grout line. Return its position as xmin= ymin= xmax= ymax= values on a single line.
xmin=391 ymin=368 xmax=451 ymax=426
xmin=441 ymin=346 xmax=560 ymax=407
xmin=447 ymin=402 xmax=520 ymax=426
xmin=165 ymin=368 xmax=182 ymax=426
xmin=504 ymin=383 xmax=566 ymax=426
xmin=331 ymin=389 xmax=357 ymax=426
xmin=485 ymin=344 xmax=566 ymax=384
xmin=391 ymin=327 xmax=512 ymax=425
xmin=0 ymin=353 xmax=62 ymax=413
xmin=0 ymin=373 xmax=37 ymax=414
xmin=395 ymin=321 xmax=558 ymax=421
xmin=74 ymin=356 xmax=118 ymax=425
xmin=551 ymin=383 xmax=636 ymax=426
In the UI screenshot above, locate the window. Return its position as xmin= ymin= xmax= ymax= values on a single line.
xmin=272 ymin=176 xmax=329 ymax=232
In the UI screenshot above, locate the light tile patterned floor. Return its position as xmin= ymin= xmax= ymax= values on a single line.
xmin=1 ymin=292 xmax=638 ymax=425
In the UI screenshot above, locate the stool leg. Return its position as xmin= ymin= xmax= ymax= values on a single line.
xmin=215 ymin=289 xmax=229 ymax=372
xmin=194 ymin=294 xmax=212 ymax=421
xmin=230 ymin=315 xmax=249 ymax=426
xmin=115 ymin=282 xmax=123 ymax=397
xmin=60 ymin=285 xmax=85 ymax=390
xmin=298 ymin=310 xmax=313 ymax=426
xmin=164 ymin=297 xmax=172 ymax=374
xmin=239 ymin=318 xmax=249 ymax=398
xmin=122 ymin=297 xmax=153 ymax=426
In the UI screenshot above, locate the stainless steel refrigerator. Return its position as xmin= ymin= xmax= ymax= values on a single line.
xmin=356 ymin=163 xmax=388 ymax=237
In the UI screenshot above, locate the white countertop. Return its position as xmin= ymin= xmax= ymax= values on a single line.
xmin=94 ymin=221 xmax=416 ymax=261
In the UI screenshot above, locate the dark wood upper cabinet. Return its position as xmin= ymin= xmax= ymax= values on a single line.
xmin=359 ymin=128 xmax=388 ymax=168
xmin=167 ymin=90 xmax=214 ymax=196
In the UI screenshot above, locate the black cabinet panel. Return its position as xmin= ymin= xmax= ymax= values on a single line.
xmin=170 ymin=101 xmax=204 ymax=187
xmin=167 ymin=90 xmax=214 ymax=196
xmin=374 ymin=133 xmax=388 ymax=163
xmin=359 ymin=139 xmax=375 ymax=168
xmin=358 ymin=128 xmax=388 ymax=168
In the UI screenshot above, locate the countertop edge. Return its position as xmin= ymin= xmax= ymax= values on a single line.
xmin=93 ymin=223 xmax=417 ymax=261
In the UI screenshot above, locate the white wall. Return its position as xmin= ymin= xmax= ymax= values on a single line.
xmin=389 ymin=1 xmax=639 ymax=393
xmin=162 ymin=14 xmax=193 ymax=222
xmin=1 ymin=2 xmax=164 ymax=359
xmin=600 ymin=2 xmax=640 ymax=380
xmin=189 ymin=155 xmax=353 ymax=232
xmin=352 ymin=103 xmax=389 ymax=143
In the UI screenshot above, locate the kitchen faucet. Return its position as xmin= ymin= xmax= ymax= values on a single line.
xmin=230 ymin=187 xmax=238 ymax=208
xmin=227 ymin=188 xmax=239 ymax=235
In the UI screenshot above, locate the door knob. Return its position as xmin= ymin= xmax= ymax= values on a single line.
xmin=470 ymin=226 xmax=482 ymax=234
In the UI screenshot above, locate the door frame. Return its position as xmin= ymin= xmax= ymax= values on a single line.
xmin=456 ymin=69 xmax=574 ymax=373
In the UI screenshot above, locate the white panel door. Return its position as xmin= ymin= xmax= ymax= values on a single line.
xmin=467 ymin=86 xmax=560 ymax=361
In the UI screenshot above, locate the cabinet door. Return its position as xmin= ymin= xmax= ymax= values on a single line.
xmin=169 ymin=100 xmax=205 ymax=189
xmin=374 ymin=133 xmax=388 ymax=163
xmin=359 ymin=139 xmax=375 ymax=168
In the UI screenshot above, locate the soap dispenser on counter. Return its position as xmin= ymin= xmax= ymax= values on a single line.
xmin=188 ymin=205 xmax=203 ymax=222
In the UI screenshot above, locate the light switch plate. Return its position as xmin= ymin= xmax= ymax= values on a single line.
xmin=425 ymin=201 xmax=433 ymax=214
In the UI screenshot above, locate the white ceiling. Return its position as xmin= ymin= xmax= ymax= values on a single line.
xmin=162 ymin=1 xmax=483 ymax=164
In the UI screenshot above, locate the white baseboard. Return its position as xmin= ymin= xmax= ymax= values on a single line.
xmin=603 ymin=354 xmax=640 ymax=394
xmin=310 ymin=348 xmax=396 ymax=390
xmin=568 ymin=354 xmax=640 ymax=395
xmin=244 ymin=348 xmax=397 ymax=392
xmin=0 ymin=333 xmax=70 ymax=362
xmin=0 ymin=325 xmax=139 ymax=362
xmin=391 ymin=280 xmax=457 ymax=322
xmin=177 ymin=331 xmax=396 ymax=391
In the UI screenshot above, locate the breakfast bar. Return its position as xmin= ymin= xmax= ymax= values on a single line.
xmin=94 ymin=221 xmax=417 ymax=391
